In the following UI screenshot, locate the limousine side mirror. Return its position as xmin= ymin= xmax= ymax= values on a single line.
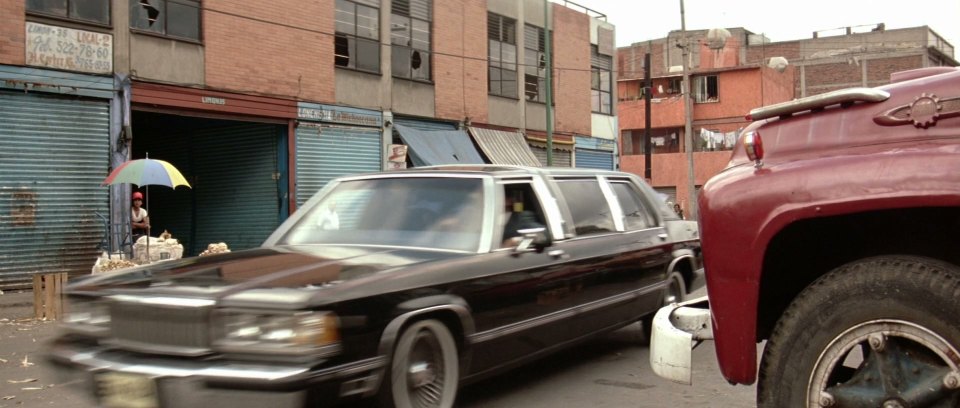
xmin=515 ymin=227 xmax=552 ymax=253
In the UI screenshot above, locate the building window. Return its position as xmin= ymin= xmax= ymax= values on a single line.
xmin=27 ymin=0 xmax=110 ymax=25
xmin=130 ymin=0 xmax=201 ymax=41
xmin=335 ymin=0 xmax=380 ymax=73
xmin=623 ymin=128 xmax=681 ymax=155
xmin=391 ymin=0 xmax=431 ymax=81
xmin=693 ymin=75 xmax=719 ymax=103
xmin=591 ymin=45 xmax=612 ymax=114
xmin=523 ymin=24 xmax=546 ymax=103
xmin=488 ymin=13 xmax=517 ymax=98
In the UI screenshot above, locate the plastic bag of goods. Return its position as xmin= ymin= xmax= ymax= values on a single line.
xmin=134 ymin=235 xmax=185 ymax=264
xmin=200 ymin=242 xmax=230 ymax=256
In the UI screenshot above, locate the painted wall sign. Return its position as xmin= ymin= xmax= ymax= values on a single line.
xmin=297 ymin=104 xmax=382 ymax=128
xmin=201 ymin=96 xmax=226 ymax=105
xmin=25 ymin=22 xmax=113 ymax=75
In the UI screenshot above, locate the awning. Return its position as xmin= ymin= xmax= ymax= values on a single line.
xmin=394 ymin=124 xmax=485 ymax=167
xmin=467 ymin=127 xmax=542 ymax=167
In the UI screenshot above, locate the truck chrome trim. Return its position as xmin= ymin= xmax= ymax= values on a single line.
xmin=650 ymin=296 xmax=713 ymax=385
xmin=748 ymin=88 xmax=890 ymax=121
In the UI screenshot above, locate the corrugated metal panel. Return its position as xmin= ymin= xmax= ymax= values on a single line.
xmin=0 ymin=65 xmax=115 ymax=99
xmin=467 ymin=127 xmax=541 ymax=167
xmin=575 ymin=148 xmax=614 ymax=170
xmin=0 ymin=91 xmax=109 ymax=288
xmin=295 ymin=124 xmax=382 ymax=207
xmin=393 ymin=117 xmax=457 ymax=131
xmin=530 ymin=145 xmax=571 ymax=167
xmin=191 ymin=125 xmax=281 ymax=254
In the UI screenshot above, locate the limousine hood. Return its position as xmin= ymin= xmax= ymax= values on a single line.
xmin=68 ymin=245 xmax=465 ymax=308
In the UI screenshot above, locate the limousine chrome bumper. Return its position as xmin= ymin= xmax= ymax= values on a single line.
xmin=649 ymin=296 xmax=713 ymax=385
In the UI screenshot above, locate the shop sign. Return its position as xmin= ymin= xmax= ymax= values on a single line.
xmin=298 ymin=105 xmax=382 ymax=128
xmin=25 ymin=22 xmax=112 ymax=74
xmin=387 ymin=144 xmax=408 ymax=170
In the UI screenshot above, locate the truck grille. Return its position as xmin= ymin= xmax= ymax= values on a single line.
xmin=109 ymin=301 xmax=212 ymax=355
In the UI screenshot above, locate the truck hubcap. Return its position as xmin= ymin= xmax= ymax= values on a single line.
xmin=807 ymin=320 xmax=960 ymax=408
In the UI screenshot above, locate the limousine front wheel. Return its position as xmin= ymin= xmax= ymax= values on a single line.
xmin=384 ymin=319 xmax=459 ymax=408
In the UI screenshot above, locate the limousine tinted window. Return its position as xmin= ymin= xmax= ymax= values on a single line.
xmin=554 ymin=179 xmax=615 ymax=236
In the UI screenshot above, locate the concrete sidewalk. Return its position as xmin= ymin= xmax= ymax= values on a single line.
xmin=0 ymin=290 xmax=39 ymax=320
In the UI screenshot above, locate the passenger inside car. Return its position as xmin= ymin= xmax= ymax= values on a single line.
xmin=501 ymin=184 xmax=547 ymax=247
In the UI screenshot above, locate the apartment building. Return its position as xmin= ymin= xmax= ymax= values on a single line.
xmin=617 ymin=25 xmax=956 ymax=216
xmin=0 ymin=0 xmax=614 ymax=287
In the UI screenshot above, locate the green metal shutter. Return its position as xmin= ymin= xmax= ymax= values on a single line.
xmin=295 ymin=124 xmax=382 ymax=207
xmin=575 ymin=148 xmax=614 ymax=170
xmin=192 ymin=125 xmax=280 ymax=254
xmin=0 ymin=91 xmax=109 ymax=288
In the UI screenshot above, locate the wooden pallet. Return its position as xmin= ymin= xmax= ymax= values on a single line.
xmin=33 ymin=273 xmax=68 ymax=320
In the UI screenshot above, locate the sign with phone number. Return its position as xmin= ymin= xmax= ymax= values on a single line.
xmin=25 ymin=22 xmax=113 ymax=75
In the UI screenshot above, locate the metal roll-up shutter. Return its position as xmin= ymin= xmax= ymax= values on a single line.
xmin=393 ymin=117 xmax=457 ymax=131
xmin=0 ymin=91 xmax=109 ymax=288
xmin=575 ymin=148 xmax=614 ymax=170
xmin=295 ymin=124 xmax=382 ymax=206
xmin=530 ymin=146 xmax=572 ymax=167
xmin=192 ymin=124 xmax=281 ymax=254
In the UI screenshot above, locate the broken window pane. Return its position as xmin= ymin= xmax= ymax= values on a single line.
xmin=130 ymin=0 xmax=164 ymax=33
xmin=335 ymin=34 xmax=352 ymax=67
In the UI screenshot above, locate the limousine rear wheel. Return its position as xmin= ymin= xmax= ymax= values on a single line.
xmin=384 ymin=319 xmax=459 ymax=408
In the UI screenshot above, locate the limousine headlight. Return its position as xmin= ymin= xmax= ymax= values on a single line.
xmin=213 ymin=310 xmax=340 ymax=356
xmin=62 ymin=297 xmax=111 ymax=335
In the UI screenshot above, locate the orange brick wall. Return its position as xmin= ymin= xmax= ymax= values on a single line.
xmin=434 ymin=0 xmax=488 ymax=123
xmin=0 ymin=0 xmax=25 ymax=65
xmin=551 ymin=3 xmax=590 ymax=136
xmin=699 ymin=35 xmax=740 ymax=70
xmin=620 ymin=151 xmax=730 ymax=218
xmin=204 ymin=0 xmax=334 ymax=103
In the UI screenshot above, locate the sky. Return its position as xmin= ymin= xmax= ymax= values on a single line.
xmin=578 ymin=0 xmax=959 ymax=55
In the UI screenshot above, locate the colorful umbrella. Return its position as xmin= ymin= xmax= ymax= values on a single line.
xmin=102 ymin=156 xmax=191 ymax=262
xmin=102 ymin=158 xmax=191 ymax=188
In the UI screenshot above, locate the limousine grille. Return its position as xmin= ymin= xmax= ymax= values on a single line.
xmin=109 ymin=301 xmax=212 ymax=355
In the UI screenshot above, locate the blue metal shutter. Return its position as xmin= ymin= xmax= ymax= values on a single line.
xmin=191 ymin=125 xmax=281 ymax=254
xmin=393 ymin=117 xmax=457 ymax=131
xmin=575 ymin=148 xmax=614 ymax=170
xmin=295 ymin=124 xmax=382 ymax=207
xmin=0 ymin=91 xmax=109 ymax=288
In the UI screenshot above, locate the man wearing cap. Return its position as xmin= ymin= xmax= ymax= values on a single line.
xmin=131 ymin=191 xmax=150 ymax=238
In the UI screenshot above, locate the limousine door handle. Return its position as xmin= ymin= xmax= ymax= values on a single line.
xmin=548 ymin=249 xmax=567 ymax=259
xmin=657 ymin=233 xmax=668 ymax=241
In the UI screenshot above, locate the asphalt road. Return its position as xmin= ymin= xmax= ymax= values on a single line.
xmin=0 ymin=290 xmax=757 ymax=408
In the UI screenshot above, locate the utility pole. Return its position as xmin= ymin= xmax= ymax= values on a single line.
xmin=643 ymin=46 xmax=652 ymax=180
xmin=544 ymin=0 xmax=553 ymax=166
xmin=679 ymin=0 xmax=697 ymax=220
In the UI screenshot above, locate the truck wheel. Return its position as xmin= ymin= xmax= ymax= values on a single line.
xmin=758 ymin=256 xmax=960 ymax=408
xmin=381 ymin=319 xmax=459 ymax=408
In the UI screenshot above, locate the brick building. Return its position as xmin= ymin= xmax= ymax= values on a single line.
xmin=617 ymin=25 xmax=957 ymax=218
xmin=0 ymin=0 xmax=614 ymax=287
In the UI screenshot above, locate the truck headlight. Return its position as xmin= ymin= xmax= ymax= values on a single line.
xmin=62 ymin=298 xmax=111 ymax=335
xmin=213 ymin=310 xmax=340 ymax=356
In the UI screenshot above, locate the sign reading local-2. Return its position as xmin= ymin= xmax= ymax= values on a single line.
xmin=25 ymin=22 xmax=113 ymax=75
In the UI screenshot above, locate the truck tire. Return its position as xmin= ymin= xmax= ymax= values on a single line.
xmin=380 ymin=319 xmax=459 ymax=408
xmin=758 ymin=256 xmax=960 ymax=408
